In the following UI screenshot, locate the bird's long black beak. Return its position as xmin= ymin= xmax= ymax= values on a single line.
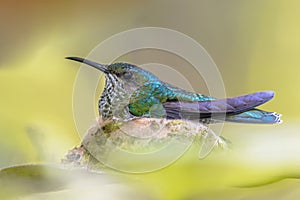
xmin=66 ymin=57 xmax=108 ymax=73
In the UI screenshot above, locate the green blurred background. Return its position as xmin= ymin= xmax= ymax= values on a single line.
xmin=1 ymin=0 xmax=300 ymax=199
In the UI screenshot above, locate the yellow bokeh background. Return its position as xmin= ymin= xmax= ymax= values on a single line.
xmin=1 ymin=1 xmax=300 ymax=199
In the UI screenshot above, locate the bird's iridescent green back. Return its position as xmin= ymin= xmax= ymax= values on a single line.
xmin=128 ymin=82 xmax=214 ymax=117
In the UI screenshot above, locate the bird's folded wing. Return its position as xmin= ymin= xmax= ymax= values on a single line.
xmin=163 ymin=91 xmax=275 ymax=119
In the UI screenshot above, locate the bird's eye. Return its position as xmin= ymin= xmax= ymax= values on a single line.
xmin=122 ymin=72 xmax=132 ymax=80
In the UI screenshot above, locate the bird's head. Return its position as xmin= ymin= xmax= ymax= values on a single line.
xmin=66 ymin=57 xmax=159 ymax=90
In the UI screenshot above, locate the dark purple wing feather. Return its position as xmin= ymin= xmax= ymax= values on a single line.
xmin=163 ymin=91 xmax=275 ymax=120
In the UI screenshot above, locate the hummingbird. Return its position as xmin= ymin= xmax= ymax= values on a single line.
xmin=66 ymin=57 xmax=281 ymax=124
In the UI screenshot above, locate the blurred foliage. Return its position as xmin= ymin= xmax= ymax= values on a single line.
xmin=1 ymin=0 xmax=300 ymax=199
xmin=0 ymin=164 xmax=153 ymax=200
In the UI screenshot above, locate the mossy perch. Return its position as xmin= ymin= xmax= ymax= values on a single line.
xmin=62 ymin=116 xmax=227 ymax=171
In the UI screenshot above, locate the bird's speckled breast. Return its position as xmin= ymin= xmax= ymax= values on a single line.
xmin=98 ymin=74 xmax=133 ymax=121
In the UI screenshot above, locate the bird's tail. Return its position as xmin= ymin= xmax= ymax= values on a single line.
xmin=225 ymin=109 xmax=282 ymax=124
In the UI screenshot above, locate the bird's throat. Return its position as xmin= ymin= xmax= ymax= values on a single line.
xmin=98 ymin=74 xmax=132 ymax=121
